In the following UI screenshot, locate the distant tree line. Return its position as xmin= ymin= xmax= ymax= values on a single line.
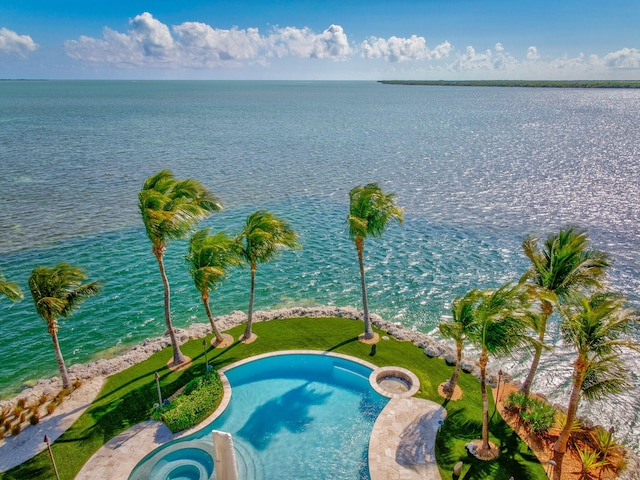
xmin=379 ymin=80 xmax=640 ymax=88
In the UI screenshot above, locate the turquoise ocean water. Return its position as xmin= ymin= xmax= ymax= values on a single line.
xmin=1 ymin=81 xmax=639 ymax=449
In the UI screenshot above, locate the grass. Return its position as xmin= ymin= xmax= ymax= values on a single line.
xmin=0 ymin=316 xmax=546 ymax=480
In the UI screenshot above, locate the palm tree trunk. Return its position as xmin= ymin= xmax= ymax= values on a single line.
xmin=521 ymin=302 xmax=552 ymax=397
xmin=50 ymin=330 xmax=71 ymax=389
xmin=154 ymin=246 xmax=186 ymax=365
xmin=480 ymin=350 xmax=490 ymax=451
xmin=554 ymin=357 xmax=586 ymax=454
xmin=443 ymin=342 xmax=462 ymax=395
xmin=356 ymin=238 xmax=373 ymax=339
xmin=202 ymin=290 xmax=224 ymax=343
xmin=244 ymin=266 xmax=256 ymax=339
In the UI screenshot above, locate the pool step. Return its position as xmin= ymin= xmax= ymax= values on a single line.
xmin=231 ymin=437 xmax=265 ymax=480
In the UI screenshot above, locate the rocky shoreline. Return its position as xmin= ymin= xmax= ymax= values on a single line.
xmin=1 ymin=306 xmax=638 ymax=477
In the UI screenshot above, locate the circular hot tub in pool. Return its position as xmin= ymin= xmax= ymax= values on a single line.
xmin=370 ymin=366 xmax=420 ymax=398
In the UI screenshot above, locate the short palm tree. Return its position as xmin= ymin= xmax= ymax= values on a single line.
xmin=438 ymin=289 xmax=481 ymax=397
xmin=347 ymin=183 xmax=404 ymax=340
xmin=0 ymin=268 xmax=23 ymax=302
xmin=28 ymin=263 xmax=101 ymax=389
xmin=237 ymin=210 xmax=301 ymax=341
xmin=466 ymin=283 xmax=530 ymax=454
xmin=553 ymin=292 xmax=639 ymax=454
xmin=139 ymin=170 xmax=222 ymax=366
xmin=186 ymin=228 xmax=241 ymax=345
xmin=519 ymin=227 xmax=609 ymax=397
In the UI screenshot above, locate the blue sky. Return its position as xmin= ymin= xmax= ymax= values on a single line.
xmin=2 ymin=0 xmax=639 ymax=80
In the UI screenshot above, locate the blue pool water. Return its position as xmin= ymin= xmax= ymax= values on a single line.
xmin=129 ymin=353 xmax=389 ymax=480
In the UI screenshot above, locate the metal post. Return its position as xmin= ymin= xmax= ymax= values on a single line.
xmin=44 ymin=435 xmax=61 ymax=480
xmin=155 ymin=371 xmax=162 ymax=406
xmin=203 ymin=339 xmax=210 ymax=371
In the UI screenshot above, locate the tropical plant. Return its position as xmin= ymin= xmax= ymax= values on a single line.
xmin=520 ymin=398 xmax=556 ymax=435
xmin=186 ymin=228 xmax=241 ymax=344
xmin=465 ymin=283 xmax=531 ymax=453
xmin=139 ymin=170 xmax=222 ymax=365
xmin=236 ymin=210 xmax=301 ymax=341
xmin=591 ymin=425 xmax=622 ymax=460
xmin=347 ymin=182 xmax=404 ymax=339
xmin=553 ymin=292 xmax=640 ymax=454
xmin=577 ymin=447 xmax=609 ymax=479
xmin=519 ymin=227 xmax=609 ymax=397
xmin=0 ymin=268 xmax=23 ymax=302
xmin=438 ymin=289 xmax=481 ymax=397
xmin=28 ymin=263 xmax=101 ymax=389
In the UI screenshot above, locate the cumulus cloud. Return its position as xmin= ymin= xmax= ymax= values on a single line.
xmin=0 ymin=27 xmax=38 ymax=57
xmin=526 ymin=46 xmax=540 ymax=61
xmin=360 ymin=35 xmax=451 ymax=62
xmin=448 ymin=44 xmax=518 ymax=72
xmin=65 ymin=12 xmax=351 ymax=68
xmin=598 ymin=47 xmax=640 ymax=69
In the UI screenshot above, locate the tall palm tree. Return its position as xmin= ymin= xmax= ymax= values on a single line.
xmin=28 ymin=263 xmax=101 ymax=389
xmin=139 ymin=170 xmax=222 ymax=366
xmin=347 ymin=183 xmax=404 ymax=340
xmin=237 ymin=210 xmax=300 ymax=341
xmin=186 ymin=228 xmax=241 ymax=344
xmin=466 ymin=283 xmax=530 ymax=454
xmin=0 ymin=268 xmax=23 ymax=302
xmin=553 ymin=292 xmax=639 ymax=454
xmin=519 ymin=227 xmax=609 ymax=397
xmin=438 ymin=289 xmax=481 ymax=397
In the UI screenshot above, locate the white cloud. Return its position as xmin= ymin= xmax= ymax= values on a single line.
xmin=360 ymin=35 xmax=451 ymax=62
xmin=526 ymin=46 xmax=540 ymax=61
xmin=495 ymin=43 xmax=504 ymax=52
xmin=599 ymin=48 xmax=640 ymax=69
xmin=65 ymin=13 xmax=351 ymax=68
xmin=0 ymin=27 xmax=38 ymax=57
xmin=448 ymin=45 xmax=518 ymax=72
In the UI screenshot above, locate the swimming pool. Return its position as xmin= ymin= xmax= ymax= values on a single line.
xmin=129 ymin=352 xmax=389 ymax=480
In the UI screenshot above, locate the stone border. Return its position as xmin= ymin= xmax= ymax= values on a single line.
xmin=370 ymin=366 xmax=420 ymax=399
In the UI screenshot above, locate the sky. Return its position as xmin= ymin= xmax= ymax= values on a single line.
xmin=1 ymin=0 xmax=639 ymax=80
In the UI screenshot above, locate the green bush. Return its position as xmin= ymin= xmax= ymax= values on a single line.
xmin=505 ymin=391 xmax=529 ymax=412
xmin=520 ymin=399 xmax=555 ymax=435
xmin=156 ymin=371 xmax=223 ymax=433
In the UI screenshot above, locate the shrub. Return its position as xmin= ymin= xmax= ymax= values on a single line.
xmin=156 ymin=371 xmax=224 ymax=433
xmin=505 ymin=391 xmax=529 ymax=412
xmin=10 ymin=423 xmax=21 ymax=436
xmin=16 ymin=398 xmax=26 ymax=409
xmin=578 ymin=447 xmax=608 ymax=478
xmin=29 ymin=413 xmax=40 ymax=426
xmin=591 ymin=426 xmax=622 ymax=459
xmin=19 ymin=412 xmax=27 ymax=423
xmin=12 ymin=405 xmax=23 ymax=418
xmin=38 ymin=393 xmax=49 ymax=405
xmin=520 ymin=399 xmax=555 ymax=435
xmin=46 ymin=402 xmax=57 ymax=415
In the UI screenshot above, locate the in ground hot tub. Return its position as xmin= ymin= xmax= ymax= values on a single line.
xmin=369 ymin=366 xmax=420 ymax=398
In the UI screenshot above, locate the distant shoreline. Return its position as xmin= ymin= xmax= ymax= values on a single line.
xmin=378 ymin=80 xmax=640 ymax=88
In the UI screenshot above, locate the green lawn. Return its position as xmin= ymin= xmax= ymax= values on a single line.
xmin=0 ymin=317 xmax=546 ymax=480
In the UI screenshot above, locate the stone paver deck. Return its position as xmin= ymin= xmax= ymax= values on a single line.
xmin=369 ymin=397 xmax=447 ymax=480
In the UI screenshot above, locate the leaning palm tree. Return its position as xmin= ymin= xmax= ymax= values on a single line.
xmin=186 ymin=228 xmax=241 ymax=345
xmin=139 ymin=170 xmax=222 ymax=366
xmin=0 ymin=268 xmax=23 ymax=302
xmin=553 ymin=292 xmax=639 ymax=454
xmin=29 ymin=263 xmax=101 ymax=389
xmin=466 ymin=283 xmax=530 ymax=455
xmin=348 ymin=183 xmax=404 ymax=340
xmin=438 ymin=289 xmax=481 ymax=397
xmin=519 ymin=227 xmax=609 ymax=397
xmin=237 ymin=210 xmax=300 ymax=341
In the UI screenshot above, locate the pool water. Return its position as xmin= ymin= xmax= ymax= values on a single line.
xmin=129 ymin=353 xmax=389 ymax=480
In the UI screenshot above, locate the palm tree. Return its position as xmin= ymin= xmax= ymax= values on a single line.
xmin=438 ymin=289 xmax=481 ymax=397
xmin=553 ymin=292 xmax=639 ymax=454
xmin=519 ymin=227 xmax=609 ymax=397
xmin=186 ymin=228 xmax=241 ymax=345
xmin=139 ymin=170 xmax=222 ymax=366
xmin=0 ymin=268 xmax=23 ymax=302
xmin=237 ymin=210 xmax=300 ymax=341
xmin=347 ymin=183 xmax=404 ymax=340
xmin=28 ymin=263 xmax=101 ymax=389
xmin=466 ymin=283 xmax=530 ymax=454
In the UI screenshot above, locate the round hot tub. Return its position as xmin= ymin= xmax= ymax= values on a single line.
xmin=369 ymin=366 xmax=420 ymax=398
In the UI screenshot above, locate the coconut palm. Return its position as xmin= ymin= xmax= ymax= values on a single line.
xmin=553 ymin=292 xmax=639 ymax=454
xmin=139 ymin=170 xmax=222 ymax=366
xmin=0 ymin=268 xmax=23 ymax=302
xmin=237 ymin=210 xmax=300 ymax=341
xmin=438 ymin=289 xmax=481 ymax=397
xmin=466 ymin=283 xmax=530 ymax=454
xmin=186 ymin=228 xmax=241 ymax=344
xmin=28 ymin=263 xmax=101 ymax=389
xmin=519 ymin=227 xmax=609 ymax=397
xmin=347 ymin=183 xmax=404 ymax=340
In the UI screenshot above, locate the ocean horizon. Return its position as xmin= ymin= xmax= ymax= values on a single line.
xmin=1 ymin=80 xmax=639 ymax=450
